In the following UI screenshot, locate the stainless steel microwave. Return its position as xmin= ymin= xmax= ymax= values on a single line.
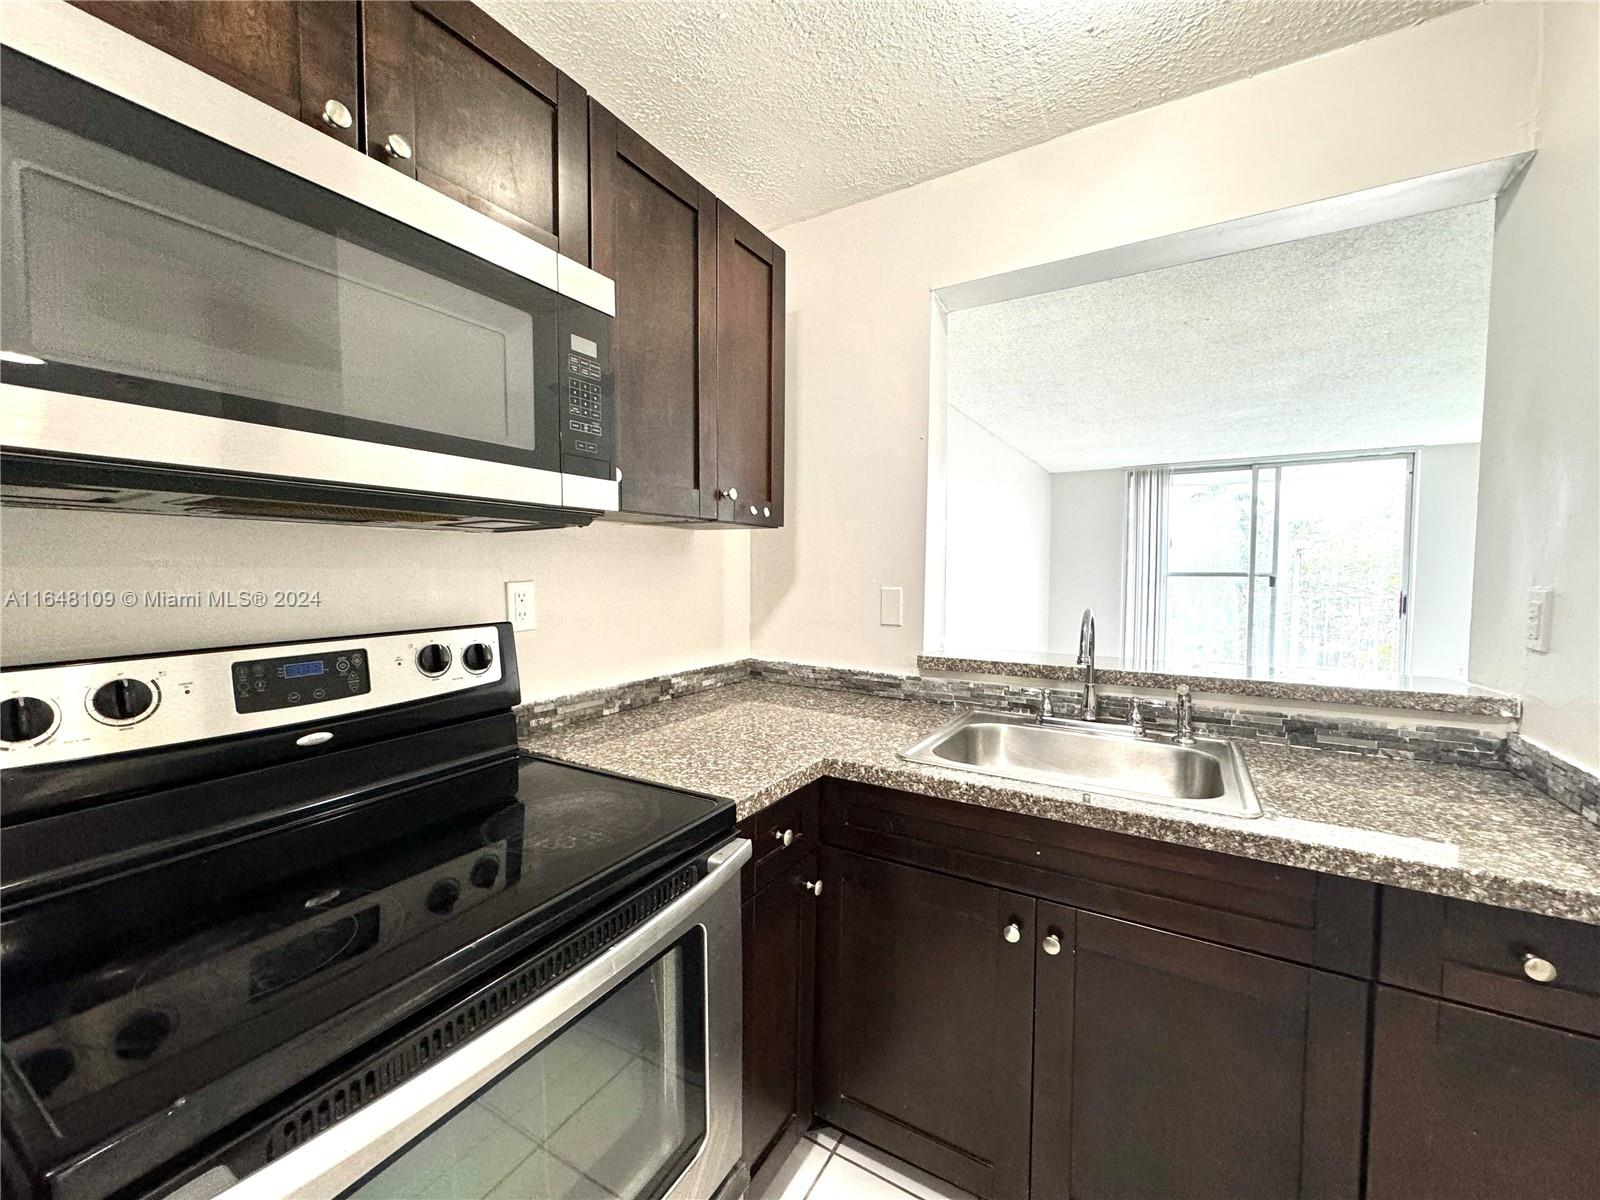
xmin=0 ymin=2 xmax=617 ymax=532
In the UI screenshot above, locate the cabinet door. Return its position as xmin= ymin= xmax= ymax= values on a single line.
xmin=713 ymin=203 xmax=784 ymax=527
xmin=72 ymin=1 xmax=360 ymax=147
xmin=1034 ymin=911 xmax=1366 ymax=1200
xmin=816 ymin=848 xmax=1034 ymax=1199
xmin=590 ymin=104 xmax=718 ymax=520
xmin=1367 ymin=986 xmax=1600 ymax=1200
xmin=742 ymin=849 xmax=819 ymax=1178
xmin=360 ymin=1 xmax=588 ymax=259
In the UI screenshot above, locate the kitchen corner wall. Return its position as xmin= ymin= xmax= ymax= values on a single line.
xmin=749 ymin=4 xmax=1544 ymax=663
xmin=0 ymin=510 xmax=750 ymax=702
xmin=1470 ymin=0 xmax=1600 ymax=774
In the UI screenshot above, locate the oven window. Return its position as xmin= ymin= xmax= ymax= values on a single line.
xmin=345 ymin=936 xmax=706 ymax=1200
xmin=0 ymin=51 xmax=557 ymax=470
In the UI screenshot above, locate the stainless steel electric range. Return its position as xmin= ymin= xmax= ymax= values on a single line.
xmin=0 ymin=623 xmax=748 ymax=1200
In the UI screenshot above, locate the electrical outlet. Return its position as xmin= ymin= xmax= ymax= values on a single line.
xmin=1526 ymin=586 xmax=1553 ymax=653
xmin=880 ymin=586 xmax=904 ymax=627
xmin=506 ymin=581 xmax=537 ymax=632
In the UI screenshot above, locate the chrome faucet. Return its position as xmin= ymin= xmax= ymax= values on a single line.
xmin=1175 ymin=684 xmax=1196 ymax=745
xmin=1077 ymin=608 xmax=1098 ymax=722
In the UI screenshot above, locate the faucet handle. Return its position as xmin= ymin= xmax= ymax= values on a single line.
xmin=1128 ymin=704 xmax=1145 ymax=736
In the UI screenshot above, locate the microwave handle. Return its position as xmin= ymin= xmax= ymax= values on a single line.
xmin=209 ymin=836 xmax=752 ymax=1200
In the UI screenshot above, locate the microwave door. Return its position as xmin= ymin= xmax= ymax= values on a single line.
xmin=0 ymin=10 xmax=616 ymax=522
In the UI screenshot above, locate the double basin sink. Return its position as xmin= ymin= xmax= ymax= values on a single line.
xmin=900 ymin=710 xmax=1261 ymax=818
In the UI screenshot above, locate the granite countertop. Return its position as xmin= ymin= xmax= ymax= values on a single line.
xmin=522 ymin=681 xmax=1600 ymax=924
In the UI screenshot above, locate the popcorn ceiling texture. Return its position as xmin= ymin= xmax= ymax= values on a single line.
xmin=944 ymin=203 xmax=1494 ymax=472
xmin=481 ymin=0 xmax=1468 ymax=229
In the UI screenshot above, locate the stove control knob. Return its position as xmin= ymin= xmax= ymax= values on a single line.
xmin=469 ymin=855 xmax=501 ymax=889
xmin=1 ymin=696 xmax=57 ymax=744
xmin=426 ymin=878 xmax=461 ymax=915
xmin=461 ymin=642 xmax=494 ymax=674
xmin=415 ymin=644 xmax=451 ymax=677
xmin=90 ymin=678 xmax=155 ymax=724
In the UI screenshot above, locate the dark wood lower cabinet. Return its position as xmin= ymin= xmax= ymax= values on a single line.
xmin=742 ymin=848 xmax=818 ymax=1179
xmin=1367 ymin=985 xmax=1600 ymax=1200
xmin=815 ymin=848 xmax=1036 ymax=1199
xmin=783 ymin=783 xmax=1595 ymax=1200
xmin=1033 ymin=908 xmax=1367 ymax=1200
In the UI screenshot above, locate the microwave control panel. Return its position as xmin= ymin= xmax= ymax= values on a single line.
xmin=557 ymin=298 xmax=614 ymax=474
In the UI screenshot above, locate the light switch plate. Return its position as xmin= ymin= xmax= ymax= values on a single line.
xmin=880 ymin=586 xmax=904 ymax=627
xmin=1526 ymin=586 xmax=1552 ymax=652
xmin=506 ymin=581 xmax=537 ymax=632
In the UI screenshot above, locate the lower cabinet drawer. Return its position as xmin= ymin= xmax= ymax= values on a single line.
xmin=823 ymin=778 xmax=1375 ymax=975
xmin=1380 ymin=887 xmax=1600 ymax=1035
xmin=1367 ymin=985 xmax=1600 ymax=1200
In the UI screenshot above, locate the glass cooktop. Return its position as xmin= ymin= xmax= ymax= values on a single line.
xmin=0 ymin=756 xmax=730 ymax=1156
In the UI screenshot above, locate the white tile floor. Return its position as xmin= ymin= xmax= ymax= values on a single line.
xmin=763 ymin=1125 xmax=978 ymax=1200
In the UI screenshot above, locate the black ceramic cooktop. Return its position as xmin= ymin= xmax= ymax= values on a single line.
xmin=0 ymin=754 xmax=731 ymax=1177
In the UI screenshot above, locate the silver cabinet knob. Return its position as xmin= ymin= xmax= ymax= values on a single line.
xmin=321 ymin=99 xmax=353 ymax=129
xmin=1522 ymin=952 xmax=1559 ymax=983
xmin=803 ymin=879 xmax=822 ymax=897
xmin=718 ymin=487 xmax=738 ymax=502
xmin=1041 ymin=933 xmax=1062 ymax=956
xmin=773 ymin=828 xmax=794 ymax=847
xmin=1003 ymin=922 xmax=1021 ymax=944
xmin=749 ymin=505 xmax=758 ymax=516
xmin=763 ymin=505 xmax=772 ymax=518
xmin=384 ymin=133 xmax=413 ymax=160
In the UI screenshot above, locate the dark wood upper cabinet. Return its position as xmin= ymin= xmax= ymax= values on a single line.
xmin=1367 ymin=986 xmax=1600 ymax=1200
xmin=71 ymin=1 xmax=361 ymax=148
xmin=713 ymin=203 xmax=785 ymax=526
xmin=1034 ymin=910 xmax=1367 ymax=1200
xmin=816 ymin=848 xmax=1035 ymax=1199
xmin=360 ymin=0 xmax=588 ymax=261
xmin=590 ymin=103 xmax=717 ymax=520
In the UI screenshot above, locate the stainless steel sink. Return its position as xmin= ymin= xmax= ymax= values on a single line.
xmin=899 ymin=710 xmax=1261 ymax=818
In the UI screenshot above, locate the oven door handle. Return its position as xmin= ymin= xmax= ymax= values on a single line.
xmin=209 ymin=836 xmax=752 ymax=1200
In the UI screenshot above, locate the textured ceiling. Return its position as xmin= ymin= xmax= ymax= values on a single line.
xmin=482 ymin=0 xmax=1469 ymax=230
xmin=945 ymin=201 xmax=1494 ymax=473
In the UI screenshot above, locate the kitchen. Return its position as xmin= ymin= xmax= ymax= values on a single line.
xmin=0 ymin=2 xmax=1596 ymax=1199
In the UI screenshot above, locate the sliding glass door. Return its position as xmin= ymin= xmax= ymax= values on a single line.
xmin=1157 ymin=454 xmax=1413 ymax=679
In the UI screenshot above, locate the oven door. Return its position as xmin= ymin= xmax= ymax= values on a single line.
xmin=0 ymin=3 xmax=616 ymax=515
xmin=206 ymin=839 xmax=750 ymax=1200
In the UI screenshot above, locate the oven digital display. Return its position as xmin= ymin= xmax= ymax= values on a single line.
xmin=232 ymin=646 xmax=370 ymax=713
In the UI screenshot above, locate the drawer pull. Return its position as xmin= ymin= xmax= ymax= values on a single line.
xmin=773 ymin=828 xmax=795 ymax=847
xmin=1041 ymin=933 xmax=1062 ymax=956
xmin=802 ymin=879 xmax=822 ymax=897
xmin=1522 ymin=952 xmax=1559 ymax=983
xmin=385 ymin=133 xmax=413 ymax=160
xmin=1002 ymin=922 xmax=1021 ymax=944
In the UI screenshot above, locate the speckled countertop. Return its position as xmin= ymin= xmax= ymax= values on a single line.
xmin=522 ymin=682 xmax=1600 ymax=924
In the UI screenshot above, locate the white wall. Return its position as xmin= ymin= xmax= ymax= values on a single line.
xmin=1410 ymin=442 xmax=1480 ymax=681
xmin=1470 ymin=1 xmax=1600 ymax=771
xmin=0 ymin=510 xmax=751 ymax=701
xmin=942 ymin=409 xmax=1051 ymax=652
xmin=1048 ymin=470 xmax=1125 ymax=657
xmin=751 ymin=2 xmax=1540 ymax=672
